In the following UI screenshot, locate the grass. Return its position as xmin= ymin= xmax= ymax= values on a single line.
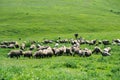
xmin=0 ymin=0 xmax=120 ymax=40
xmin=0 ymin=0 xmax=120 ymax=80
xmin=0 ymin=44 xmax=120 ymax=80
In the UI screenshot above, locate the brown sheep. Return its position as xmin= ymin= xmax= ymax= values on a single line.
xmin=8 ymin=50 xmax=23 ymax=58
xmin=23 ymin=51 xmax=33 ymax=58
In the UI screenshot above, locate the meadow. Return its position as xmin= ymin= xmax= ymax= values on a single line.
xmin=0 ymin=0 xmax=120 ymax=80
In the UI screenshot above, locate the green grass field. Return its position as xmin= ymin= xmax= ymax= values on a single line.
xmin=0 ymin=0 xmax=120 ymax=80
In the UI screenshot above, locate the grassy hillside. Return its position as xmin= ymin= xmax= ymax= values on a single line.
xmin=0 ymin=0 xmax=120 ymax=80
xmin=0 ymin=0 xmax=120 ymax=40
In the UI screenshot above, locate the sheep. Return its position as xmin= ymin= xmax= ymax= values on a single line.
xmin=73 ymin=42 xmax=80 ymax=47
xmin=1 ymin=41 xmax=16 ymax=46
xmin=55 ymin=43 xmax=59 ymax=47
xmin=103 ymin=47 xmax=111 ymax=53
xmin=101 ymin=51 xmax=111 ymax=56
xmin=7 ymin=44 xmax=15 ymax=49
xmin=37 ymin=46 xmax=49 ymax=51
xmin=52 ymin=48 xmax=60 ymax=56
xmin=92 ymin=46 xmax=102 ymax=54
xmin=33 ymin=50 xmax=44 ymax=58
xmin=86 ymin=40 xmax=97 ymax=45
xmin=23 ymin=51 xmax=33 ymax=58
xmin=43 ymin=40 xmax=53 ymax=44
xmin=77 ymin=50 xmax=83 ymax=57
xmin=36 ymin=44 xmax=41 ymax=48
xmin=20 ymin=43 xmax=25 ymax=50
xmin=65 ymin=47 xmax=73 ymax=56
xmin=43 ymin=47 xmax=54 ymax=57
xmin=71 ymin=40 xmax=78 ymax=45
xmin=71 ymin=46 xmax=79 ymax=55
xmin=58 ymin=46 xmax=66 ymax=56
xmin=59 ymin=39 xmax=69 ymax=43
xmin=84 ymin=49 xmax=92 ymax=57
xmin=0 ymin=45 xmax=7 ymax=48
xmin=95 ymin=40 xmax=102 ymax=46
xmin=101 ymin=47 xmax=111 ymax=56
xmin=15 ymin=42 xmax=19 ymax=48
xmin=112 ymin=39 xmax=120 ymax=46
xmin=82 ymin=48 xmax=92 ymax=57
xmin=29 ymin=44 xmax=36 ymax=50
xmin=113 ymin=39 xmax=120 ymax=43
xmin=102 ymin=40 xmax=111 ymax=45
xmin=8 ymin=50 xmax=23 ymax=58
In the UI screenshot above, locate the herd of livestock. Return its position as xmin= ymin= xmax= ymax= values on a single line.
xmin=0 ymin=37 xmax=120 ymax=59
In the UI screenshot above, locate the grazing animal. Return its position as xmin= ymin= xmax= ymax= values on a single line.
xmin=20 ymin=43 xmax=25 ymax=50
xmin=66 ymin=47 xmax=73 ymax=56
xmin=37 ymin=46 xmax=49 ymax=51
xmin=83 ymin=48 xmax=92 ymax=57
xmin=15 ymin=42 xmax=19 ymax=48
xmin=43 ymin=47 xmax=54 ymax=57
xmin=102 ymin=40 xmax=111 ymax=45
xmin=92 ymin=46 xmax=102 ymax=54
xmin=7 ymin=44 xmax=15 ymax=49
xmin=8 ymin=50 xmax=23 ymax=58
xmin=103 ymin=47 xmax=111 ymax=53
xmin=43 ymin=40 xmax=53 ymax=44
xmin=52 ymin=48 xmax=60 ymax=56
xmin=101 ymin=47 xmax=111 ymax=56
xmin=29 ymin=44 xmax=36 ymax=50
xmin=101 ymin=51 xmax=111 ymax=56
xmin=0 ymin=45 xmax=7 ymax=48
xmin=33 ymin=50 xmax=44 ymax=58
xmin=55 ymin=43 xmax=59 ymax=47
xmin=23 ymin=51 xmax=33 ymax=58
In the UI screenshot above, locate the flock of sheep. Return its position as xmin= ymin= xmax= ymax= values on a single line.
xmin=0 ymin=36 xmax=120 ymax=59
